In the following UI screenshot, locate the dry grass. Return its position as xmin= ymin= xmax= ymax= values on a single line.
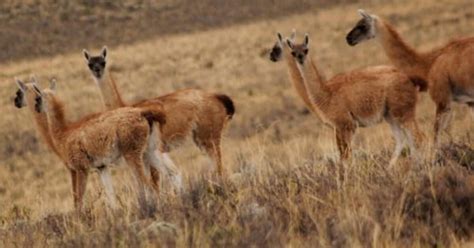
xmin=0 ymin=0 xmax=473 ymax=246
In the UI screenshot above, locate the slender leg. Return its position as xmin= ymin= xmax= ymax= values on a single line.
xmin=203 ymin=141 xmax=224 ymax=177
xmin=434 ymin=103 xmax=453 ymax=148
xmin=75 ymin=169 xmax=89 ymax=212
xmin=69 ymin=169 xmax=78 ymax=209
xmin=335 ymin=124 xmax=354 ymax=162
xmin=98 ymin=167 xmax=117 ymax=209
xmin=334 ymin=124 xmax=354 ymax=184
xmin=124 ymin=153 xmax=157 ymax=212
xmin=149 ymin=128 xmax=162 ymax=192
xmin=158 ymin=152 xmax=183 ymax=192
xmin=193 ymin=121 xmax=226 ymax=178
xmin=402 ymin=121 xmax=424 ymax=167
xmin=388 ymin=121 xmax=406 ymax=168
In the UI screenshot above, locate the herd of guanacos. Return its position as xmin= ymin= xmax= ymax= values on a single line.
xmin=12 ymin=9 xmax=474 ymax=212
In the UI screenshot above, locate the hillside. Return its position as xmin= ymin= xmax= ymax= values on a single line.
xmin=0 ymin=0 xmax=473 ymax=246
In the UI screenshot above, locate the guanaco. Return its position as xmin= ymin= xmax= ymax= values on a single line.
xmin=29 ymin=78 xmax=165 ymax=211
xmin=286 ymin=33 xmax=424 ymax=166
xmin=83 ymin=47 xmax=235 ymax=179
xmin=14 ymin=78 xmax=82 ymax=207
xmin=270 ymin=31 xmax=328 ymax=124
xmin=346 ymin=9 xmax=474 ymax=147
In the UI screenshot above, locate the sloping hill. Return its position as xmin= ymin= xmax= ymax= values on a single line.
xmin=0 ymin=0 xmax=346 ymax=63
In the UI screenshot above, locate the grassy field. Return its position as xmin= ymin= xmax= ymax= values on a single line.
xmin=0 ymin=0 xmax=473 ymax=246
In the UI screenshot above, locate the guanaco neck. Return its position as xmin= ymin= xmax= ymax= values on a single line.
xmin=26 ymin=103 xmax=60 ymax=156
xmin=375 ymin=18 xmax=437 ymax=79
xmin=283 ymin=46 xmax=314 ymax=111
xmin=45 ymin=95 xmax=68 ymax=147
xmin=94 ymin=70 xmax=126 ymax=109
xmin=295 ymin=56 xmax=332 ymax=115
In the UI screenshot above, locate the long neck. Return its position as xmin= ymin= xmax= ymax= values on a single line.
xmin=296 ymin=56 xmax=331 ymax=113
xmin=283 ymin=47 xmax=314 ymax=110
xmin=376 ymin=18 xmax=432 ymax=78
xmin=45 ymin=96 xmax=68 ymax=144
xmin=94 ymin=70 xmax=126 ymax=109
xmin=26 ymin=104 xmax=60 ymax=156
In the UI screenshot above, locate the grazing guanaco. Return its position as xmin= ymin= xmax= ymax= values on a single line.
xmin=83 ymin=47 xmax=235 ymax=179
xmin=285 ymin=33 xmax=424 ymax=166
xmin=346 ymin=9 xmax=474 ymax=147
xmin=30 ymin=78 xmax=166 ymax=211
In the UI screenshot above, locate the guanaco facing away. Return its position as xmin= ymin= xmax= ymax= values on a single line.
xmin=274 ymin=32 xmax=424 ymax=167
xmin=27 ymin=78 xmax=165 ymax=212
xmin=83 ymin=47 xmax=235 ymax=180
xmin=346 ymin=9 xmax=474 ymax=147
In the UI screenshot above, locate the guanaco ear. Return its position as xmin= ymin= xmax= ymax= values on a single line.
xmin=29 ymin=75 xmax=38 ymax=84
xmin=101 ymin=46 xmax=107 ymax=60
xmin=358 ymin=9 xmax=372 ymax=20
xmin=303 ymin=33 xmax=310 ymax=47
xmin=289 ymin=29 xmax=296 ymax=41
xmin=277 ymin=33 xmax=283 ymax=43
xmin=32 ymin=84 xmax=42 ymax=96
xmin=83 ymin=49 xmax=91 ymax=61
xmin=49 ymin=78 xmax=57 ymax=91
xmin=286 ymin=39 xmax=294 ymax=49
xmin=15 ymin=78 xmax=27 ymax=92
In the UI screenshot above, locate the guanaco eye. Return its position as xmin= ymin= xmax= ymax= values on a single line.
xmin=100 ymin=62 xmax=106 ymax=67
xmin=88 ymin=63 xmax=94 ymax=69
xmin=303 ymin=49 xmax=308 ymax=54
xmin=291 ymin=51 xmax=296 ymax=57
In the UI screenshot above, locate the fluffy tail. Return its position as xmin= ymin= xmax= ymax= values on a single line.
xmin=141 ymin=105 xmax=166 ymax=129
xmin=409 ymin=76 xmax=428 ymax=92
xmin=215 ymin=94 xmax=235 ymax=119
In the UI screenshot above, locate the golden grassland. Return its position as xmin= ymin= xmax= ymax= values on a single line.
xmin=0 ymin=0 xmax=473 ymax=246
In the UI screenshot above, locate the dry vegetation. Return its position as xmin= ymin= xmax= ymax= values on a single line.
xmin=0 ymin=0 xmax=473 ymax=247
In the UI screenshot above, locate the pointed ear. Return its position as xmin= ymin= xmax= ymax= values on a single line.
xmin=101 ymin=46 xmax=107 ymax=59
xmin=83 ymin=49 xmax=90 ymax=61
xmin=290 ymin=29 xmax=296 ymax=41
xmin=49 ymin=78 xmax=57 ymax=91
xmin=286 ymin=39 xmax=294 ymax=49
xmin=32 ymin=84 xmax=42 ymax=96
xmin=304 ymin=33 xmax=309 ymax=47
xmin=15 ymin=78 xmax=27 ymax=92
xmin=277 ymin=33 xmax=283 ymax=43
xmin=358 ymin=9 xmax=372 ymax=19
xmin=29 ymin=75 xmax=38 ymax=84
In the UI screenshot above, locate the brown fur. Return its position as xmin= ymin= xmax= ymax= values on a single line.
xmin=34 ymin=86 xmax=163 ymax=211
xmin=15 ymin=87 xmax=61 ymax=157
xmin=287 ymin=36 xmax=424 ymax=165
xmin=87 ymin=51 xmax=233 ymax=177
xmin=270 ymin=33 xmax=327 ymax=122
xmin=347 ymin=11 xmax=474 ymax=146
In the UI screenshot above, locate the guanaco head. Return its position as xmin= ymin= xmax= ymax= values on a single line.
xmin=14 ymin=76 xmax=54 ymax=111
xmin=346 ymin=9 xmax=377 ymax=46
xmin=286 ymin=33 xmax=309 ymax=65
xmin=269 ymin=30 xmax=296 ymax=62
xmin=31 ymin=79 xmax=57 ymax=114
xmin=83 ymin=46 xmax=107 ymax=79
